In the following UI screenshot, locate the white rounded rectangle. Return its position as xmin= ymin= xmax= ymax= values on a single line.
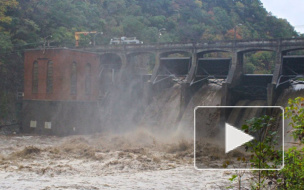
xmin=194 ymin=106 xmax=284 ymax=171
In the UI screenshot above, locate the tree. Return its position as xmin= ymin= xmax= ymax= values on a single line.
xmin=122 ymin=16 xmax=144 ymax=37
xmin=0 ymin=0 xmax=18 ymax=25
xmin=213 ymin=7 xmax=232 ymax=34
xmin=225 ymin=28 xmax=242 ymax=40
xmin=0 ymin=32 xmax=13 ymax=54
xmin=285 ymin=97 xmax=304 ymax=143
xmin=0 ymin=0 xmax=18 ymax=53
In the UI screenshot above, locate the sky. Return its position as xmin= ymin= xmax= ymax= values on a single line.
xmin=261 ymin=0 xmax=304 ymax=33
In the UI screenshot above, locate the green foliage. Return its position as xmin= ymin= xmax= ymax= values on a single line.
xmin=0 ymin=0 xmax=298 ymax=52
xmin=277 ymin=97 xmax=304 ymax=189
xmin=241 ymin=115 xmax=283 ymax=189
xmin=150 ymin=15 xmax=166 ymax=29
xmin=285 ymin=97 xmax=304 ymax=143
xmin=140 ymin=27 xmax=158 ymax=43
xmin=0 ymin=0 xmax=18 ymax=25
xmin=244 ymin=62 xmax=256 ymax=74
xmin=0 ymin=32 xmax=13 ymax=54
xmin=213 ymin=7 xmax=232 ymax=33
xmin=226 ymin=115 xmax=283 ymax=189
xmin=278 ymin=147 xmax=304 ymax=189
xmin=228 ymin=98 xmax=304 ymax=189
xmin=51 ymin=27 xmax=74 ymax=47
xmin=244 ymin=51 xmax=275 ymax=74
xmin=78 ymin=33 xmax=92 ymax=47
xmin=229 ymin=174 xmax=238 ymax=182
xmin=122 ymin=16 xmax=144 ymax=37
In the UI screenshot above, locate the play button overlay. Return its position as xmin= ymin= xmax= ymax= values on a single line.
xmin=194 ymin=106 xmax=284 ymax=170
xmin=225 ymin=123 xmax=254 ymax=153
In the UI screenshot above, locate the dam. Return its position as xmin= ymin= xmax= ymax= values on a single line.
xmin=21 ymin=38 xmax=304 ymax=135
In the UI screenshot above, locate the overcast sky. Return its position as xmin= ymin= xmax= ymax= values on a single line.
xmin=261 ymin=0 xmax=304 ymax=33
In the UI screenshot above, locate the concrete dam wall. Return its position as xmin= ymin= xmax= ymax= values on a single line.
xmin=21 ymin=44 xmax=304 ymax=136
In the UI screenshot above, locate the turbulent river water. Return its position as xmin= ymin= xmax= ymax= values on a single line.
xmin=0 ymin=132 xmax=239 ymax=189
xmin=0 ymin=83 xmax=303 ymax=189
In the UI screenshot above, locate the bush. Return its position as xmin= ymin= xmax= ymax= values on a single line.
xmin=285 ymin=97 xmax=304 ymax=144
xmin=241 ymin=115 xmax=282 ymax=189
xmin=278 ymin=147 xmax=304 ymax=189
xmin=227 ymin=97 xmax=304 ymax=189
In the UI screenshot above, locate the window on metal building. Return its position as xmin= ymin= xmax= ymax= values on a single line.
xmin=46 ymin=61 xmax=53 ymax=93
xmin=85 ymin=63 xmax=91 ymax=94
xmin=71 ymin=62 xmax=77 ymax=95
xmin=32 ymin=61 xmax=38 ymax=93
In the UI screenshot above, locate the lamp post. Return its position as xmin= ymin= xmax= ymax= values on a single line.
xmin=43 ymin=35 xmax=52 ymax=54
xmin=234 ymin=24 xmax=242 ymax=41
xmin=158 ymin=28 xmax=166 ymax=43
xmin=93 ymin=32 xmax=103 ymax=46
xmin=44 ymin=35 xmax=52 ymax=47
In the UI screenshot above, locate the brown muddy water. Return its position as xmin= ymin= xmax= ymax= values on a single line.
xmin=0 ymin=131 xmax=249 ymax=190
xmin=1 ymin=84 xmax=302 ymax=189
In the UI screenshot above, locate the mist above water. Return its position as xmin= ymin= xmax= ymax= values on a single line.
xmin=96 ymin=59 xmax=225 ymax=141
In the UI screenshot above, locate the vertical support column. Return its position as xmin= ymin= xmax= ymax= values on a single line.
xmin=186 ymin=50 xmax=197 ymax=84
xmin=225 ymin=51 xmax=243 ymax=86
xmin=120 ymin=53 xmax=127 ymax=69
xmin=143 ymin=81 xmax=152 ymax=105
xmin=220 ymin=82 xmax=231 ymax=122
xmin=179 ymin=51 xmax=198 ymax=120
xmin=220 ymin=82 xmax=230 ymax=106
xmin=117 ymin=53 xmax=128 ymax=83
xmin=221 ymin=51 xmax=243 ymax=107
xmin=221 ymin=51 xmax=243 ymax=121
xmin=267 ymin=83 xmax=275 ymax=107
xmin=150 ymin=51 xmax=160 ymax=83
xmin=179 ymin=83 xmax=191 ymax=118
xmin=143 ymin=52 xmax=160 ymax=106
xmin=268 ymin=49 xmax=282 ymax=106
xmin=225 ymin=52 xmax=237 ymax=85
xmin=235 ymin=51 xmax=244 ymax=84
xmin=271 ymin=50 xmax=283 ymax=85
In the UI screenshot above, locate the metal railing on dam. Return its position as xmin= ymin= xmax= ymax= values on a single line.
xmin=82 ymin=38 xmax=304 ymax=55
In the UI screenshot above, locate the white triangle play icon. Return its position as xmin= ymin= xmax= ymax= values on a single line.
xmin=225 ymin=123 xmax=254 ymax=153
